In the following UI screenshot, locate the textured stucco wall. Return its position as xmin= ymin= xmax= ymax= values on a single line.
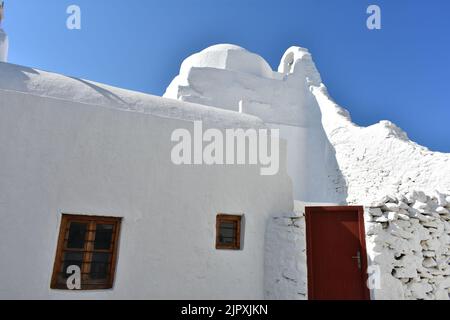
xmin=313 ymin=85 xmax=450 ymax=205
xmin=164 ymin=45 xmax=344 ymax=204
xmin=0 ymin=89 xmax=293 ymax=299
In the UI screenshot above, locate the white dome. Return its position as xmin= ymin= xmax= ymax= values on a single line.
xmin=180 ymin=44 xmax=274 ymax=79
xmin=204 ymin=44 xmax=247 ymax=51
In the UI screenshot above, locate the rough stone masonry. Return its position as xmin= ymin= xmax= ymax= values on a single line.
xmin=265 ymin=191 xmax=450 ymax=300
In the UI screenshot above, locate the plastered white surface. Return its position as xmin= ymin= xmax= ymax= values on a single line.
xmin=0 ymin=89 xmax=292 ymax=299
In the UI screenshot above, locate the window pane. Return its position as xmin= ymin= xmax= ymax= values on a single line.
xmin=94 ymin=224 xmax=114 ymax=250
xmin=61 ymin=252 xmax=83 ymax=279
xmin=67 ymin=222 xmax=87 ymax=249
xmin=90 ymin=253 xmax=111 ymax=279
xmin=52 ymin=215 xmax=122 ymax=290
xmin=219 ymin=221 xmax=236 ymax=244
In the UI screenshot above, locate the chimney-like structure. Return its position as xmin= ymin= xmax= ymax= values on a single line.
xmin=0 ymin=1 xmax=9 ymax=62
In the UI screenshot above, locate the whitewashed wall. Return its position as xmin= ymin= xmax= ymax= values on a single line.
xmin=264 ymin=214 xmax=307 ymax=299
xmin=265 ymin=201 xmax=337 ymax=300
xmin=0 ymin=89 xmax=293 ymax=299
xmin=165 ymin=45 xmax=345 ymax=204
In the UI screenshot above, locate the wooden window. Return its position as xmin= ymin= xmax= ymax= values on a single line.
xmin=51 ymin=214 xmax=122 ymax=290
xmin=216 ymin=214 xmax=242 ymax=250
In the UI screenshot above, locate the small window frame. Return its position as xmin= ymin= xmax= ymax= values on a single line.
xmin=215 ymin=214 xmax=242 ymax=250
xmin=50 ymin=214 xmax=122 ymax=290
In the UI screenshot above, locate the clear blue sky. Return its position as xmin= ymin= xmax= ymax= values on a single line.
xmin=4 ymin=0 xmax=450 ymax=151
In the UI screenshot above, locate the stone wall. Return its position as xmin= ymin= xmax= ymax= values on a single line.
xmin=366 ymin=191 xmax=450 ymax=300
xmin=264 ymin=214 xmax=307 ymax=300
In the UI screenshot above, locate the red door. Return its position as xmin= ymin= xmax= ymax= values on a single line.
xmin=305 ymin=206 xmax=370 ymax=300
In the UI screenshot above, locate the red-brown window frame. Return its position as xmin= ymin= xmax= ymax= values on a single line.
xmin=50 ymin=214 xmax=122 ymax=290
xmin=216 ymin=214 xmax=242 ymax=250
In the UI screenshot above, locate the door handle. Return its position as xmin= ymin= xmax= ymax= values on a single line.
xmin=352 ymin=250 xmax=362 ymax=270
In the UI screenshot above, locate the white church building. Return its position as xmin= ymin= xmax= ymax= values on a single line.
xmin=0 ymin=20 xmax=449 ymax=299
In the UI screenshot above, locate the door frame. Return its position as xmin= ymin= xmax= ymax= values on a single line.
xmin=305 ymin=206 xmax=370 ymax=300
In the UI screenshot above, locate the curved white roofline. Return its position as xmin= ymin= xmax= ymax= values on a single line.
xmin=202 ymin=44 xmax=247 ymax=51
xmin=179 ymin=43 xmax=274 ymax=79
xmin=0 ymin=62 xmax=266 ymax=128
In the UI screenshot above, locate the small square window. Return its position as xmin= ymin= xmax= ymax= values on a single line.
xmin=51 ymin=214 xmax=122 ymax=290
xmin=216 ymin=214 xmax=242 ymax=250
